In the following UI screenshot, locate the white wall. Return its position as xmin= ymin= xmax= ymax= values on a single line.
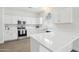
xmin=0 ymin=8 xmax=4 ymax=43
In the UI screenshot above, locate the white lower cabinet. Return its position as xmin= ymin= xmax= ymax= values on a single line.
xmin=4 ymin=26 xmax=17 ymax=41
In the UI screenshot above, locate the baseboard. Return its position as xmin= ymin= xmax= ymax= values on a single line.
xmin=18 ymin=36 xmax=27 ymax=39
xmin=4 ymin=39 xmax=17 ymax=43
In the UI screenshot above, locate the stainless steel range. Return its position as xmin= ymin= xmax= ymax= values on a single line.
xmin=17 ymin=20 xmax=27 ymax=38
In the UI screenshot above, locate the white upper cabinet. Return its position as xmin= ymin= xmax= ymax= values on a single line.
xmin=4 ymin=15 xmax=12 ymax=24
xmin=23 ymin=17 xmax=41 ymax=24
xmin=12 ymin=16 xmax=18 ymax=24
xmin=51 ymin=7 xmax=72 ymax=23
xmin=4 ymin=15 xmax=18 ymax=24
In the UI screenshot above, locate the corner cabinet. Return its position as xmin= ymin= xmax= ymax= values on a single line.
xmin=51 ymin=7 xmax=72 ymax=23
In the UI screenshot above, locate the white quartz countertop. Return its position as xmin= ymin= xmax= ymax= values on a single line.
xmin=30 ymin=31 xmax=79 ymax=51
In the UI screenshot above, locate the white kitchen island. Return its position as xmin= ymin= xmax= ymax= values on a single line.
xmin=30 ymin=31 xmax=79 ymax=52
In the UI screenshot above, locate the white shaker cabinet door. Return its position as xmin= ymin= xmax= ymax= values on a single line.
xmin=4 ymin=15 xmax=18 ymax=24
xmin=12 ymin=16 xmax=18 ymax=24
xmin=10 ymin=27 xmax=17 ymax=40
xmin=4 ymin=30 xmax=10 ymax=41
xmin=52 ymin=7 xmax=72 ymax=23
xmin=4 ymin=15 xmax=12 ymax=24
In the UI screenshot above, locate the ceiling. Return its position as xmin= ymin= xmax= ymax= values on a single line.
xmin=4 ymin=7 xmax=43 ymax=13
xmin=4 ymin=7 xmax=54 ymax=17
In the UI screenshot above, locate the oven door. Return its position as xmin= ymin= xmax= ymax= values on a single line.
xmin=22 ymin=29 xmax=27 ymax=36
xmin=18 ymin=29 xmax=22 ymax=37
